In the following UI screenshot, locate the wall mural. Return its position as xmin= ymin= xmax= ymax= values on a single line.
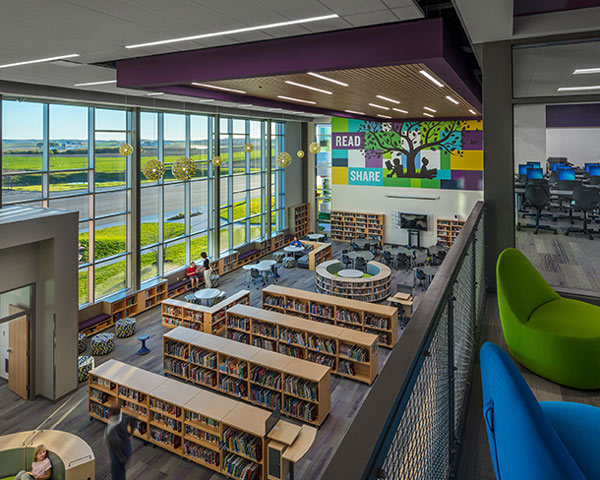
xmin=331 ymin=117 xmax=483 ymax=190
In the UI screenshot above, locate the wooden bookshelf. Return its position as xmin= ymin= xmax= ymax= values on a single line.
xmin=436 ymin=218 xmax=465 ymax=248
xmin=161 ymin=290 xmax=250 ymax=335
xmin=330 ymin=210 xmax=384 ymax=243
xmin=262 ymin=285 xmax=398 ymax=348
xmin=315 ymin=260 xmax=392 ymax=303
xmin=225 ymin=305 xmax=379 ymax=385
xmin=301 ymin=240 xmax=332 ymax=270
xmin=88 ymin=359 xmax=316 ymax=480
xmin=288 ymin=203 xmax=311 ymax=238
xmin=163 ymin=327 xmax=331 ymax=426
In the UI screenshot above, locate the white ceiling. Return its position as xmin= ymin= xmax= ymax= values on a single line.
xmin=0 ymin=0 xmax=423 ymax=111
xmin=513 ymin=40 xmax=600 ymax=98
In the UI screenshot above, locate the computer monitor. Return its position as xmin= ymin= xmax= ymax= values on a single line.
xmin=527 ymin=168 xmax=543 ymax=180
xmin=585 ymin=163 xmax=600 ymax=173
xmin=527 ymin=161 xmax=541 ymax=168
xmin=518 ymin=164 xmax=530 ymax=175
xmin=551 ymin=163 xmax=567 ymax=171
xmin=558 ymin=169 xmax=575 ymax=181
xmin=590 ymin=166 xmax=600 ymax=177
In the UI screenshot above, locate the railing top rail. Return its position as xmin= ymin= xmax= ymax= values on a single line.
xmin=322 ymin=200 xmax=485 ymax=480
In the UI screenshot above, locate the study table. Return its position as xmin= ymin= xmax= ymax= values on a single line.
xmin=193 ymin=288 xmax=223 ymax=305
xmin=352 ymin=238 xmax=379 ymax=248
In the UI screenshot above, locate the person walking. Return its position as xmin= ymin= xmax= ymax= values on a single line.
xmin=105 ymin=402 xmax=133 ymax=480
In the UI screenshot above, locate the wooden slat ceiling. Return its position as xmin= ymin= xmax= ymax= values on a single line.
xmin=191 ymin=64 xmax=480 ymax=119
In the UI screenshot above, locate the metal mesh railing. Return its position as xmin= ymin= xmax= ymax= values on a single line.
xmin=322 ymin=202 xmax=486 ymax=480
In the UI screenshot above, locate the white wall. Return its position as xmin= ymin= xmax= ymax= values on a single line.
xmin=0 ymin=285 xmax=32 ymax=382
xmin=332 ymin=184 xmax=483 ymax=246
xmin=514 ymin=104 xmax=546 ymax=169
xmin=546 ymin=128 xmax=600 ymax=167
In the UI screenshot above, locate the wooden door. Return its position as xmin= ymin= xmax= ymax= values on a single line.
xmin=8 ymin=304 xmax=29 ymax=400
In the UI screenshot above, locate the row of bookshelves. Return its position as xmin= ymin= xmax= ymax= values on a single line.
xmin=288 ymin=203 xmax=311 ymax=238
xmin=162 ymin=327 xmax=331 ymax=426
xmin=88 ymin=359 xmax=315 ymax=480
xmin=225 ymin=305 xmax=378 ymax=385
xmin=330 ymin=210 xmax=385 ymax=244
xmin=436 ymin=218 xmax=465 ymax=247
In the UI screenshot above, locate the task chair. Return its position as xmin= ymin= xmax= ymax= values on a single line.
xmin=519 ymin=183 xmax=557 ymax=234
xmin=354 ymin=256 xmax=367 ymax=273
xmin=566 ymin=186 xmax=600 ymax=239
xmin=382 ymin=251 xmax=394 ymax=268
xmin=250 ymin=268 xmax=264 ymax=288
xmin=341 ymin=254 xmax=352 ymax=269
xmin=480 ymin=341 xmax=600 ymax=480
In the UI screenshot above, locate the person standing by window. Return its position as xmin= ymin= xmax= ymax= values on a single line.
xmin=200 ymin=252 xmax=212 ymax=288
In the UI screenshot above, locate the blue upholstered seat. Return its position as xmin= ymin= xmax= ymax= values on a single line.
xmin=480 ymin=342 xmax=600 ymax=480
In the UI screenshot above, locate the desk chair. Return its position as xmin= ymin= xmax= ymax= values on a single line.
xmin=396 ymin=252 xmax=411 ymax=270
xmin=519 ymin=183 xmax=557 ymax=234
xmin=341 ymin=254 xmax=352 ymax=269
xmin=382 ymin=251 xmax=394 ymax=268
xmin=566 ymin=186 xmax=600 ymax=239
xmin=414 ymin=268 xmax=427 ymax=287
xmin=355 ymin=256 xmax=367 ymax=273
xmin=250 ymin=268 xmax=264 ymax=288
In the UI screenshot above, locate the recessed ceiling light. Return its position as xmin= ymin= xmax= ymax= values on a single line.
xmin=377 ymin=114 xmax=392 ymax=119
xmin=74 ymin=79 xmax=116 ymax=86
xmin=126 ymin=14 xmax=339 ymax=49
xmin=376 ymin=95 xmax=400 ymax=104
xmin=557 ymin=85 xmax=600 ymax=91
xmin=419 ymin=70 xmax=444 ymax=87
xmin=192 ymin=83 xmax=246 ymax=94
xmin=277 ymin=95 xmax=316 ymax=104
xmin=469 ymin=109 xmax=477 ymax=115
xmin=0 ymin=53 xmax=79 ymax=70
xmin=423 ymin=107 xmax=436 ymax=112
xmin=146 ymin=92 xmax=164 ymax=96
xmin=345 ymin=110 xmax=365 ymax=115
xmin=285 ymin=80 xmax=332 ymax=95
xmin=423 ymin=112 xmax=434 ymax=118
xmin=445 ymin=96 xmax=459 ymax=105
xmin=392 ymin=108 xmax=408 ymax=114
xmin=573 ymin=68 xmax=600 ymax=75
xmin=369 ymin=103 xmax=390 ymax=110
xmin=307 ymin=72 xmax=348 ymax=86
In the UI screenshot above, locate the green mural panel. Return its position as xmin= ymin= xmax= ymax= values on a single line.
xmin=382 ymin=175 xmax=412 ymax=187
xmin=410 ymin=178 xmax=421 ymax=188
xmin=332 ymin=117 xmax=348 ymax=132
xmin=440 ymin=151 xmax=451 ymax=170
xmin=383 ymin=151 xmax=392 ymax=159
xmin=421 ymin=179 xmax=441 ymax=189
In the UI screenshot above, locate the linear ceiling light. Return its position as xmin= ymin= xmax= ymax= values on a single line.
xmin=469 ymin=109 xmax=477 ymax=115
xmin=377 ymin=114 xmax=392 ymax=119
xmin=369 ymin=103 xmax=390 ymax=110
xmin=307 ymin=72 xmax=348 ymax=86
xmin=445 ymin=96 xmax=459 ymax=105
xmin=392 ymin=108 xmax=408 ymax=114
xmin=277 ymin=95 xmax=316 ymax=104
xmin=423 ymin=112 xmax=434 ymax=118
xmin=126 ymin=14 xmax=339 ymax=49
xmin=192 ymin=82 xmax=246 ymax=94
xmin=74 ymin=79 xmax=116 ymax=86
xmin=557 ymin=85 xmax=600 ymax=91
xmin=197 ymin=98 xmax=215 ymax=102
xmin=238 ymin=104 xmax=253 ymax=107
xmin=423 ymin=106 xmax=436 ymax=112
xmin=573 ymin=67 xmax=600 ymax=74
xmin=345 ymin=109 xmax=365 ymax=115
xmin=285 ymin=80 xmax=332 ymax=94
xmin=376 ymin=95 xmax=400 ymax=104
xmin=419 ymin=70 xmax=444 ymax=87
xmin=146 ymin=92 xmax=164 ymax=96
xmin=0 ymin=53 xmax=79 ymax=69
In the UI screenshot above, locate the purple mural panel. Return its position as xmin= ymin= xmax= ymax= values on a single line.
xmin=546 ymin=104 xmax=600 ymax=128
xmin=332 ymin=132 xmax=365 ymax=150
xmin=365 ymin=150 xmax=383 ymax=168
xmin=451 ymin=170 xmax=483 ymax=191
xmin=461 ymin=130 xmax=482 ymax=150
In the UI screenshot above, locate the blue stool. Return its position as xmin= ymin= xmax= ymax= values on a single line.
xmin=137 ymin=334 xmax=150 ymax=355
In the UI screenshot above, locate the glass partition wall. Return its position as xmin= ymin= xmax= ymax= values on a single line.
xmin=1 ymin=98 xmax=286 ymax=305
xmin=513 ymin=39 xmax=600 ymax=297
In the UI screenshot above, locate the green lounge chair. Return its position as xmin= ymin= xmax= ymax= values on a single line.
xmin=496 ymin=248 xmax=600 ymax=389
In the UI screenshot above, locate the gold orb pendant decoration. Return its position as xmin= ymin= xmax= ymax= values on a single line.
xmin=309 ymin=142 xmax=321 ymax=154
xmin=119 ymin=143 xmax=133 ymax=156
xmin=172 ymin=156 xmax=197 ymax=181
xmin=297 ymin=150 xmax=305 ymax=158
xmin=142 ymin=158 xmax=165 ymax=181
xmin=276 ymin=151 xmax=292 ymax=168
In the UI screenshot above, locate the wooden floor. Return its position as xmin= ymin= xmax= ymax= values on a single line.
xmin=0 ymin=241 xmax=425 ymax=480
xmin=516 ymin=211 xmax=600 ymax=294
xmin=456 ymin=295 xmax=600 ymax=479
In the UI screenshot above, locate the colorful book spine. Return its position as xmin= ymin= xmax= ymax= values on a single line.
xmin=284 ymin=397 xmax=317 ymax=422
xmin=284 ymin=375 xmax=317 ymax=402
xmin=190 ymin=348 xmax=217 ymax=368
xmin=250 ymin=385 xmax=281 ymax=410
xmin=222 ymin=452 xmax=260 ymax=480
xmin=250 ymin=366 xmax=281 ymax=389
xmin=150 ymin=426 xmax=181 ymax=449
xmin=184 ymin=441 xmax=220 ymax=466
xmin=222 ymin=427 xmax=262 ymax=461
xmin=308 ymin=335 xmax=336 ymax=354
xmin=251 ymin=337 xmax=275 ymax=351
xmin=219 ymin=376 xmax=248 ymax=399
xmin=338 ymin=359 xmax=356 ymax=377
xmin=190 ymin=365 xmax=217 ymax=387
xmin=340 ymin=343 xmax=368 ymax=362
xmin=307 ymin=351 xmax=336 ymax=369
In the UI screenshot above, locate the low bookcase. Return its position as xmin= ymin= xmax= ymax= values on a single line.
xmin=88 ymin=359 xmax=316 ymax=480
xmin=225 ymin=305 xmax=379 ymax=385
xmin=163 ymin=326 xmax=331 ymax=426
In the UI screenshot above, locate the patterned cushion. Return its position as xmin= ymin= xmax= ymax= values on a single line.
xmin=78 ymin=332 xmax=88 ymax=354
xmin=273 ymin=252 xmax=285 ymax=263
xmin=115 ymin=318 xmax=136 ymax=338
xmin=209 ymin=272 xmax=220 ymax=287
xmin=91 ymin=332 xmax=115 ymax=356
xmin=78 ymin=355 xmax=95 ymax=382
xmin=282 ymin=256 xmax=296 ymax=268
xmin=184 ymin=294 xmax=199 ymax=304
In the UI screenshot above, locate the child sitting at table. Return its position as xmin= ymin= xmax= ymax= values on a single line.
xmin=290 ymin=236 xmax=304 ymax=248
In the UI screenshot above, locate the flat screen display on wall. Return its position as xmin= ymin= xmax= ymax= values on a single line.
xmin=400 ymin=213 xmax=428 ymax=231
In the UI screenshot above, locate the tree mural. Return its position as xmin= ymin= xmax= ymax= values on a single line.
xmin=359 ymin=119 xmax=468 ymax=179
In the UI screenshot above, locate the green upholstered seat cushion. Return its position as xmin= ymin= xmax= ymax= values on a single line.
xmin=0 ymin=477 xmax=16 ymax=480
xmin=530 ymin=299 xmax=600 ymax=338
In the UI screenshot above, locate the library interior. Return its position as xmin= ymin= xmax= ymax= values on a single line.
xmin=2 ymin=1 xmax=600 ymax=479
